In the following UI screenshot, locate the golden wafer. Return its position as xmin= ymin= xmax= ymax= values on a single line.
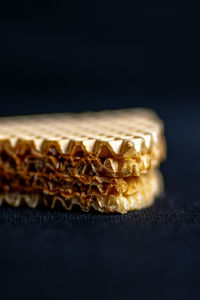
xmin=0 ymin=108 xmax=166 ymax=213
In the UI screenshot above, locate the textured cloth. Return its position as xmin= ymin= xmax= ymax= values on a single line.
xmin=0 ymin=186 xmax=199 ymax=300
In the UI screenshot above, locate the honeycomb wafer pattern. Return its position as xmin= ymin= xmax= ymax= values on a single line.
xmin=0 ymin=109 xmax=164 ymax=158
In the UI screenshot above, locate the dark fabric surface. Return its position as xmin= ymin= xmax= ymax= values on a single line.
xmin=0 ymin=99 xmax=200 ymax=300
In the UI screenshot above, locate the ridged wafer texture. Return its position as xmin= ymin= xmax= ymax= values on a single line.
xmin=0 ymin=141 xmax=164 ymax=177
xmin=0 ymin=109 xmax=166 ymax=178
xmin=0 ymin=169 xmax=158 ymax=197
xmin=0 ymin=108 xmax=165 ymax=159
xmin=0 ymin=170 xmax=163 ymax=214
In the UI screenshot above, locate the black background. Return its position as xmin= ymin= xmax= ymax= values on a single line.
xmin=0 ymin=1 xmax=200 ymax=300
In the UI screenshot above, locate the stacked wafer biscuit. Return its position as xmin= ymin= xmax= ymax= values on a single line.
xmin=0 ymin=108 xmax=166 ymax=213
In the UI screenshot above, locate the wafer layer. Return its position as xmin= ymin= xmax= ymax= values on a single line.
xmin=0 ymin=138 xmax=165 ymax=177
xmin=0 ymin=108 xmax=165 ymax=159
xmin=0 ymin=108 xmax=166 ymax=179
xmin=0 ymin=169 xmax=162 ymax=213
xmin=0 ymin=169 xmax=158 ymax=197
